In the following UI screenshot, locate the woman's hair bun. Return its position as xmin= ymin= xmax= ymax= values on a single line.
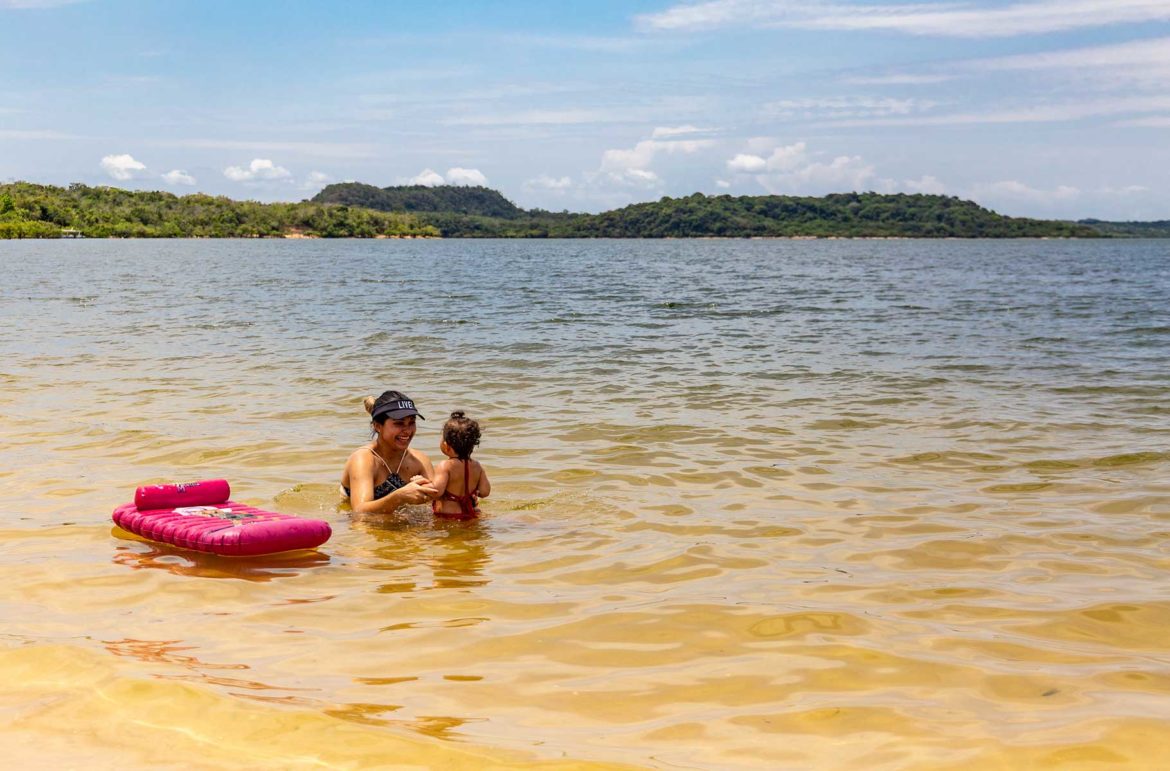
xmin=449 ymin=410 xmax=466 ymax=419
xmin=363 ymin=396 xmax=377 ymax=415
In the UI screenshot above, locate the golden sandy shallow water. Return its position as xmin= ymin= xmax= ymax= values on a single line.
xmin=1 ymin=239 xmax=1168 ymax=769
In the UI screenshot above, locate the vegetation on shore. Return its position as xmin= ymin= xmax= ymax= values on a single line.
xmin=313 ymin=182 xmax=527 ymax=219
xmin=0 ymin=182 xmax=439 ymax=239
xmin=1076 ymin=219 xmax=1170 ymax=238
xmin=314 ymin=183 xmax=1102 ymax=238
xmin=1 ymin=180 xmax=1156 ymax=239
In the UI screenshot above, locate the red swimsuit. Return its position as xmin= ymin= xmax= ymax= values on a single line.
xmin=433 ymin=458 xmax=480 ymax=519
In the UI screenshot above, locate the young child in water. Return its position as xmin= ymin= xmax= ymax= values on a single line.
xmin=431 ymin=411 xmax=491 ymax=519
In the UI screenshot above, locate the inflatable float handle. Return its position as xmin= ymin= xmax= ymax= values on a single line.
xmin=135 ymin=479 xmax=231 ymax=510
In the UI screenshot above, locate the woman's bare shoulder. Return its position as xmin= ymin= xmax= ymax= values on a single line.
xmin=347 ymin=446 xmax=374 ymax=466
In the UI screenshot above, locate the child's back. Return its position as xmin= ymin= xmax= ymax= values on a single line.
xmin=432 ymin=412 xmax=491 ymax=519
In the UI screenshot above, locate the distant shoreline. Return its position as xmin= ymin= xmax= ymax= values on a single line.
xmin=11 ymin=234 xmax=1114 ymax=241
xmin=7 ymin=181 xmax=1166 ymax=239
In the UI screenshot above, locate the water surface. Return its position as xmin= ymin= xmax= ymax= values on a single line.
xmin=1 ymin=238 xmax=1168 ymax=768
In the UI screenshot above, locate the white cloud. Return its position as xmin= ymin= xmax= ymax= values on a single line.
xmin=765 ymin=96 xmax=932 ymax=120
xmin=823 ymin=94 xmax=1170 ymax=127
xmin=834 ymin=36 xmax=1170 ymax=100
xmin=599 ymin=132 xmax=716 ymax=186
xmin=524 ymin=174 xmax=573 ymax=191
xmin=715 ymin=179 xmax=732 ymax=189
xmin=967 ymin=35 xmax=1170 ymax=74
xmin=763 ymin=142 xmax=808 ymax=172
xmin=224 ymin=158 xmax=291 ymax=182
xmin=651 ymin=125 xmax=711 ymax=138
xmin=841 ymin=74 xmax=953 ymax=86
xmin=743 ymin=136 xmax=779 ymax=154
xmin=726 ymin=141 xmax=876 ymax=195
xmin=409 ymin=168 xmax=446 ymax=186
xmin=727 ymin=153 xmax=766 ymax=173
xmin=638 ymin=0 xmax=1170 ymax=38
xmin=298 ymin=171 xmax=331 ymax=191
xmin=100 ymin=153 xmax=146 ymax=181
xmin=625 ymin=169 xmax=660 ymax=184
xmin=759 ymin=154 xmax=876 ymax=194
xmin=963 ymin=179 xmax=1159 ymax=218
xmin=445 ymin=167 xmax=488 ymax=186
xmin=971 ymin=179 xmax=1081 ymax=205
xmin=444 ymin=109 xmax=616 ymax=126
xmin=161 ymin=169 xmax=196 ymax=186
xmin=903 ymin=175 xmax=947 ymax=195
xmin=1097 ymin=184 xmax=1148 ymax=195
xmin=637 ymin=0 xmax=785 ymax=31
xmin=966 ymin=35 xmax=1170 ymax=93
xmin=400 ymin=167 xmax=489 ymax=187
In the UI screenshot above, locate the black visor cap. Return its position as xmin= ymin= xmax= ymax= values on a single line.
xmin=372 ymin=399 xmax=424 ymax=421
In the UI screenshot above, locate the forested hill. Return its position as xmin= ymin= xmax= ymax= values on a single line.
xmin=313 ymin=182 xmax=525 ymax=219
xmin=0 ymin=182 xmax=438 ymax=238
xmin=556 ymin=192 xmax=1098 ymax=238
xmin=315 ymin=184 xmax=1100 ymax=238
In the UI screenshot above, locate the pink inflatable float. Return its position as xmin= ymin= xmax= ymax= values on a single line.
xmin=112 ymin=479 xmax=331 ymax=556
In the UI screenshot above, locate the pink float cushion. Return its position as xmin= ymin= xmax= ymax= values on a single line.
xmin=135 ymin=479 xmax=231 ymax=510
xmin=115 ymin=479 xmax=331 ymax=557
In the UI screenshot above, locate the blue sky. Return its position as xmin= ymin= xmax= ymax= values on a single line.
xmin=2 ymin=0 xmax=1168 ymax=219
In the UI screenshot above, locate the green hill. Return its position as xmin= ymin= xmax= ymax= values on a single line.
xmin=316 ymin=184 xmax=1100 ymax=238
xmin=313 ymin=182 xmax=525 ymax=219
xmin=557 ymin=192 xmax=1098 ymax=238
xmin=0 ymin=182 xmax=438 ymax=238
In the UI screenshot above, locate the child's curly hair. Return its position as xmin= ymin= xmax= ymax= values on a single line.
xmin=442 ymin=411 xmax=481 ymax=460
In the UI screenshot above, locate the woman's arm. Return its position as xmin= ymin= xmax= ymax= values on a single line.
xmin=347 ymin=449 xmax=437 ymax=515
xmin=351 ymin=480 xmax=437 ymax=515
xmin=407 ymin=449 xmax=441 ymax=500
xmin=353 ymin=481 xmax=435 ymax=515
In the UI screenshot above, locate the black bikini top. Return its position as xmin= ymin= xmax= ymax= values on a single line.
xmin=343 ymin=448 xmax=407 ymax=500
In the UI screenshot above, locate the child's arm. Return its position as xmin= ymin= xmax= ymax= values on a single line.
xmin=475 ymin=463 xmax=491 ymax=498
xmin=430 ymin=460 xmax=451 ymax=497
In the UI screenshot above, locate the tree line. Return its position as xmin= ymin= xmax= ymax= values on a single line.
xmin=0 ymin=181 xmax=1130 ymax=239
xmin=0 ymin=182 xmax=439 ymax=239
xmin=315 ymin=184 xmax=1104 ymax=238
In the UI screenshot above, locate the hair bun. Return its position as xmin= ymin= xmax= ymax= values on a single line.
xmin=449 ymin=410 xmax=466 ymax=419
xmin=363 ymin=396 xmax=377 ymax=415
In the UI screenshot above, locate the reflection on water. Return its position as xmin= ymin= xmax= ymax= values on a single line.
xmin=111 ymin=531 xmax=332 ymax=580
xmin=356 ymin=515 xmax=493 ymax=591
xmin=0 ymin=239 xmax=1168 ymax=768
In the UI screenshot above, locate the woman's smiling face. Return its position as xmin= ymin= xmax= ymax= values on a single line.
xmin=377 ymin=415 xmax=417 ymax=449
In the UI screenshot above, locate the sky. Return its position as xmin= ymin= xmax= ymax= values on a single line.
xmin=1 ymin=0 xmax=1168 ymax=219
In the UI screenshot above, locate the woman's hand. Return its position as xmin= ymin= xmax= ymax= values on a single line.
xmin=410 ymin=475 xmax=441 ymax=499
xmin=396 ymin=478 xmax=439 ymax=505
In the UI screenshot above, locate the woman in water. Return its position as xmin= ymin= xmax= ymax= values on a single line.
xmin=341 ymin=390 xmax=438 ymax=515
